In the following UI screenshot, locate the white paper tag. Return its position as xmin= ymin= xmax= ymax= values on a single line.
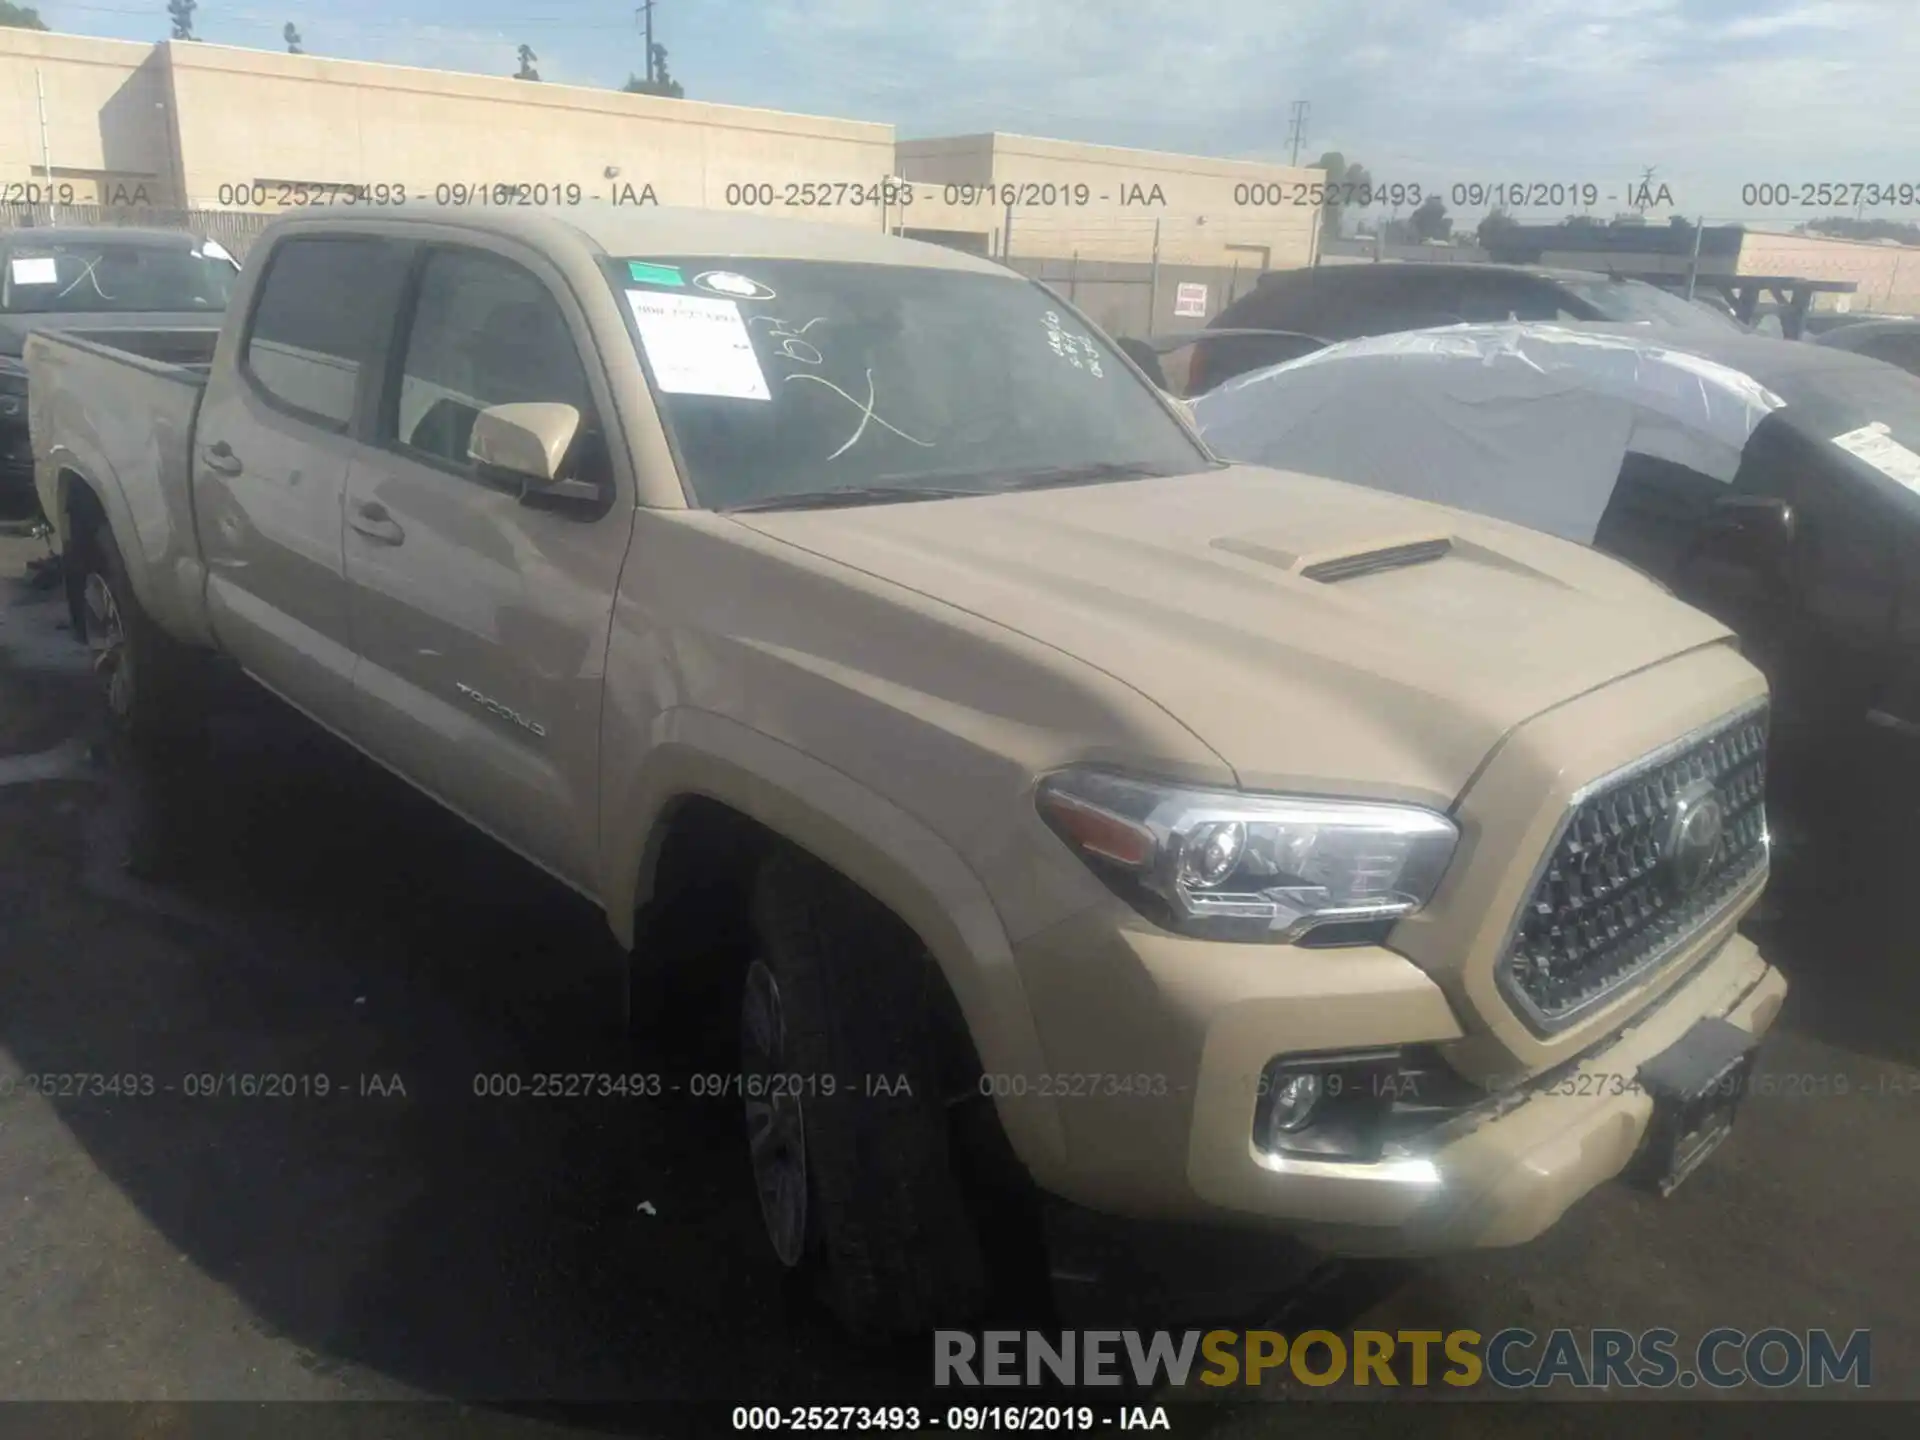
xmin=197 ymin=238 xmax=235 ymax=265
xmin=1832 ymin=421 xmax=1920 ymax=492
xmin=625 ymin=290 xmax=770 ymax=400
xmin=10 ymin=257 xmax=58 ymax=286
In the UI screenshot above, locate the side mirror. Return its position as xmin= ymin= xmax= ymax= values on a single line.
xmin=468 ymin=401 xmax=596 ymax=501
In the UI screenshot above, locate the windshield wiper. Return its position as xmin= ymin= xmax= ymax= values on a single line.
xmin=723 ymin=483 xmax=993 ymax=513
xmin=986 ymin=460 xmax=1201 ymax=491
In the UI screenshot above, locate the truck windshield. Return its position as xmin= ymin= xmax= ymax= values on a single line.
xmin=603 ymin=256 xmax=1212 ymax=510
xmin=0 ymin=241 xmax=240 ymax=315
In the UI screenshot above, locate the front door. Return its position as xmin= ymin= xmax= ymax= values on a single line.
xmin=340 ymin=241 xmax=635 ymax=891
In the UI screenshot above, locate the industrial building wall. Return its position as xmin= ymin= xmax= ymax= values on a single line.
xmin=2 ymin=32 xmax=1321 ymax=275
xmin=1738 ymin=230 xmax=1920 ymax=315
xmin=898 ymin=132 xmax=1322 ymax=270
xmin=163 ymin=43 xmax=898 ymax=222
xmin=0 ymin=31 xmax=177 ymax=204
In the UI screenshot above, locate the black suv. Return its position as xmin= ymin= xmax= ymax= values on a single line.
xmin=1187 ymin=262 xmax=1745 ymax=393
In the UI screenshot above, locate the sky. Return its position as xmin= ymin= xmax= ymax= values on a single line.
xmin=29 ymin=0 xmax=1920 ymax=224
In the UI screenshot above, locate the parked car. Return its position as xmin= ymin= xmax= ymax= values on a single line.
xmin=1186 ymin=262 xmax=1748 ymax=395
xmin=0 ymin=226 xmax=238 ymax=518
xmin=31 ymin=207 xmax=1786 ymax=1337
xmin=1810 ymin=316 xmax=1920 ymax=377
xmin=1193 ymin=321 xmax=1920 ymax=769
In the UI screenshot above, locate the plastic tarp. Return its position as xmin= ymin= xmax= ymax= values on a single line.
xmin=1191 ymin=323 xmax=1787 ymax=546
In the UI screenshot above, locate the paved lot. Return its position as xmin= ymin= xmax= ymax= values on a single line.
xmin=0 ymin=531 xmax=1916 ymax=1432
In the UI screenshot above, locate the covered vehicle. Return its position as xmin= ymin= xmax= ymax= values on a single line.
xmin=1193 ymin=321 xmax=1920 ymax=761
xmin=1810 ymin=316 xmax=1920 ymax=378
xmin=0 ymin=226 xmax=239 ymax=516
xmin=1185 ymin=262 xmax=1748 ymax=396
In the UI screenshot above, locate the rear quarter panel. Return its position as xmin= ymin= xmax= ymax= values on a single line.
xmin=29 ymin=330 xmax=216 ymax=647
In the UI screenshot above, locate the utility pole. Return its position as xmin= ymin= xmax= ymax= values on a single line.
xmin=636 ymin=2 xmax=656 ymax=83
xmin=1285 ymin=100 xmax=1310 ymax=167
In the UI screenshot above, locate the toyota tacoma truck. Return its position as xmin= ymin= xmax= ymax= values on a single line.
xmin=29 ymin=205 xmax=1787 ymax=1337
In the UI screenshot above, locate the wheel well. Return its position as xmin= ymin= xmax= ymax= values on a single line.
xmin=61 ymin=475 xmax=105 ymax=636
xmin=634 ymin=796 xmax=981 ymax=1082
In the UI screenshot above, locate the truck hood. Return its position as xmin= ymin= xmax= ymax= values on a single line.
xmin=0 ymin=311 xmax=222 ymax=358
xmin=730 ymin=464 xmax=1734 ymax=808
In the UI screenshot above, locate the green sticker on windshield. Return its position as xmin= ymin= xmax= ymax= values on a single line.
xmin=628 ymin=261 xmax=685 ymax=287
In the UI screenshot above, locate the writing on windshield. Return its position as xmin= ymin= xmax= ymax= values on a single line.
xmin=610 ymin=256 xmax=1205 ymax=510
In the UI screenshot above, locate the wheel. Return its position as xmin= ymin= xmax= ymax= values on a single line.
xmin=743 ymin=846 xmax=990 ymax=1339
xmin=72 ymin=516 xmax=202 ymax=755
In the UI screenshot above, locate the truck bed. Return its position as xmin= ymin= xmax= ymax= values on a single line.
xmin=26 ymin=326 xmax=216 ymax=646
xmin=38 ymin=326 xmax=220 ymax=376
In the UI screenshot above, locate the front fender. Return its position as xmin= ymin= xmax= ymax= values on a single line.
xmin=603 ymin=705 xmax=1069 ymax=1181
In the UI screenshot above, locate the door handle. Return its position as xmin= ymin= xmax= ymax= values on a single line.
xmin=349 ymin=501 xmax=405 ymax=546
xmin=200 ymin=440 xmax=243 ymax=476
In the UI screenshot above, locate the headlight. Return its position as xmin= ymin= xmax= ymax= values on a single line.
xmin=1036 ymin=768 xmax=1458 ymax=943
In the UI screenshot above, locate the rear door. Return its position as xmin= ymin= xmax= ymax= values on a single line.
xmin=194 ymin=232 xmax=412 ymax=733
xmin=340 ymin=238 xmax=634 ymax=890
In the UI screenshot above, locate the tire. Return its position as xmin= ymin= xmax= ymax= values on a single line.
xmin=743 ymin=846 xmax=991 ymax=1339
xmin=71 ymin=514 xmax=202 ymax=756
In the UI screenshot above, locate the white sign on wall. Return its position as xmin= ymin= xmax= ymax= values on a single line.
xmin=1174 ymin=282 xmax=1209 ymax=318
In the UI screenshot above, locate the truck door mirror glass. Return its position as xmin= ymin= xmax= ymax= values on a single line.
xmin=469 ymin=401 xmax=581 ymax=484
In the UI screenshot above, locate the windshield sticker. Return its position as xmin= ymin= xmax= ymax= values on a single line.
xmin=627 ymin=260 xmax=685 ymax=287
xmin=625 ymin=289 xmax=771 ymax=401
xmin=1043 ymin=311 xmax=1105 ymax=377
xmin=693 ymin=270 xmax=776 ymax=301
xmin=1832 ymin=422 xmax=1920 ymax=492
xmin=196 ymin=238 xmax=235 ymax=265
xmin=9 ymin=257 xmax=57 ymax=286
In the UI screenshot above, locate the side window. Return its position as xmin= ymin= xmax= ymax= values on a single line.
xmin=243 ymin=237 xmax=408 ymax=428
xmin=388 ymin=247 xmax=607 ymax=488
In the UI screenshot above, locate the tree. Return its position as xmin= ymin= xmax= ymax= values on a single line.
xmin=514 ymin=43 xmax=540 ymax=80
xmin=1476 ymin=206 xmax=1519 ymax=249
xmin=167 ymin=0 xmax=196 ymax=40
xmin=0 ymin=2 xmax=49 ymax=29
xmin=1311 ymin=150 xmax=1372 ymax=243
xmin=284 ymin=22 xmax=303 ymax=53
xmin=623 ymin=42 xmax=684 ymax=98
xmin=1409 ymin=193 xmax=1452 ymax=242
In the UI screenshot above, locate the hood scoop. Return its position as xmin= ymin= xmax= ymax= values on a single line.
xmin=1213 ymin=530 xmax=1455 ymax=584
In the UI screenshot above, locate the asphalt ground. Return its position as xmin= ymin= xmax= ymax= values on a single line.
xmin=0 ymin=531 xmax=1915 ymax=1437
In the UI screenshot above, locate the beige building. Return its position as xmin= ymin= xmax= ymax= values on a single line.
xmin=1 ymin=32 xmax=1322 ymax=274
xmin=2 ymin=33 xmax=900 ymax=226
xmin=1738 ymin=230 xmax=1920 ymax=315
xmin=896 ymin=132 xmax=1322 ymax=269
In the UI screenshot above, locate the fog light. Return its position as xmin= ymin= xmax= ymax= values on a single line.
xmin=1266 ymin=1071 xmax=1322 ymax=1137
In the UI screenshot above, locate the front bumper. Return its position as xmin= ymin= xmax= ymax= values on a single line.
xmin=1008 ymin=898 xmax=1783 ymax=1252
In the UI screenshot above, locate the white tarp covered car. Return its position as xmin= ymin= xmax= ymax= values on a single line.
xmin=1190 ymin=321 xmax=1789 ymax=546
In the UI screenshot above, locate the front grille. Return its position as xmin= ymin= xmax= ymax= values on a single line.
xmin=1502 ymin=702 xmax=1770 ymax=1032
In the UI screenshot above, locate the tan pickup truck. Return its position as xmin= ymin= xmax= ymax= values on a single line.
xmin=30 ymin=205 xmax=1786 ymax=1337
